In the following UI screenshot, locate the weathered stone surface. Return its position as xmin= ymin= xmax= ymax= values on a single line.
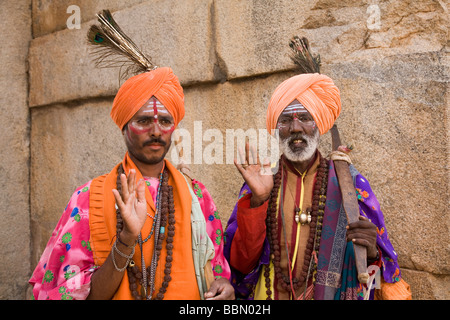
xmin=30 ymin=100 xmax=126 ymax=267
xmin=214 ymin=0 xmax=447 ymax=79
xmin=29 ymin=0 xmax=217 ymax=107
xmin=32 ymin=0 xmax=146 ymax=37
xmin=324 ymin=51 xmax=449 ymax=275
xmin=402 ymin=269 xmax=450 ymax=300
xmin=0 ymin=0 xmax=32 ymax=300
xmin=214 ymin=0 xmax=317 ymax=79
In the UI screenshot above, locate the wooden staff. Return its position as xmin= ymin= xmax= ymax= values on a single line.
xmin=330 ymin=125 xmax=369 ymax=284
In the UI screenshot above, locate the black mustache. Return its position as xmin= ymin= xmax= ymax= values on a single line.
xmin=143 ymin=138 xmax=166 ymax=147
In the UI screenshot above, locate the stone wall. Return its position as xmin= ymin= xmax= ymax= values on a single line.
xmin=2 ymin=0 xmax=448 ymax=299
xmin=0 ymin=0 xmax=32 ymax=300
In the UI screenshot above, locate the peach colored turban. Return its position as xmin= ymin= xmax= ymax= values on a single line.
xmin=111 ymin=67 xmax=184 ymax=130
xmin=266 ymin=73 xmax=341 ymax=135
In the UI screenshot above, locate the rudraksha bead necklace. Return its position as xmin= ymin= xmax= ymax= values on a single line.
xmin=264 ymin=156 xmax=328 ymax=300
xmin=115 ymin=164 xmax=175 ymax=300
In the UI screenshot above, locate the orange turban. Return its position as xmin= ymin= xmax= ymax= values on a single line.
xmin=111 ymin=67 xmax=184 ymax=130
xmin=266 ymin=73 xmax=341 ymax=135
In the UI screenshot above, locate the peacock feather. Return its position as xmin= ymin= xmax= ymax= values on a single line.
xmin=87 ymin=9 xmax=157 ymax=80
xmin=289 ymin=36 xmax=321 ymax=74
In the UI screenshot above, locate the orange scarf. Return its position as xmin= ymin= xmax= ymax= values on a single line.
xmin=89 ymin=152 xmax=200 ymax=299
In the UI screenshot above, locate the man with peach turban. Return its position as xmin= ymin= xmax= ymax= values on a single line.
xmin=29 ymin=10 xmax=234 ymax=301
xmin=224 ymin=41 xmax=411 ymax=300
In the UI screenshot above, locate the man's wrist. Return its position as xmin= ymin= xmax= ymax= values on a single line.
xmin=118 ymin=231 xmax=138 ymax=248
xmin=367 ymin=247 xmax=380 ymax=264
xmin=250 ymin=195 xmax=269 ymax=208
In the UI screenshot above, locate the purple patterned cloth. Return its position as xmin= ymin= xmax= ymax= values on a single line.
xmin=224 ymin=159 xmax=401 ymax=300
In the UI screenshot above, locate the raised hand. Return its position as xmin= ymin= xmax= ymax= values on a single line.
xmin=234 ymin=142 xmax=274 ymax=207
xmin=112 ymin=169 xmax=148 ymax=245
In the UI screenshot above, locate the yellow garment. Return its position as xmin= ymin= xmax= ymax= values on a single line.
xmin=255 ymin=261 xmax=275 ymax=300
xmin=254 ymin=157 xmax=320 ymax=300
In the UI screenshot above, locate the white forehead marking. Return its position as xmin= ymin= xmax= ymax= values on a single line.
xmin=282 ymin=103 xmax=307 ymax=114
xmin=140 ymin=98 xmax=172 ymax=116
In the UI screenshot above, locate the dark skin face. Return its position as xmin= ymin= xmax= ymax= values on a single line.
xmin=277 ymin=103 xmax=317 ymax=140
xmin=277 ymin=100 xmax=319 ymax=173
xmin=123 ymin=97 xmax=175 ymax=178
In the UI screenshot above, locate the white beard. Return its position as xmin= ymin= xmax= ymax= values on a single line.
xmin=279 ymin=128 xmax=320 ymax=162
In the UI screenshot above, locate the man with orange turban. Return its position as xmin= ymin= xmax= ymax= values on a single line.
xmin=224 ymin=72 xmax=411 ymax=300
xmin=29 ymin=11 xmax=234 ymax=300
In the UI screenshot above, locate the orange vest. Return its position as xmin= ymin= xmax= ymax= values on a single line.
xmin=89 ymin=153 xmax=200 ymax=300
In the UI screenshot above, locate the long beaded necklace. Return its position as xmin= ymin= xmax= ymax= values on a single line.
xmin=115 ymin=164 xmax=175 ymax=300
xmin=264 ymin=155 xmax=328 ymax=300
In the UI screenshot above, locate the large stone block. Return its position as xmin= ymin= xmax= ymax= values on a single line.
xmin=213 ymin=0 xmax=316 ymax=79
xmin=325 ymin=51 xmax=448 ymax=274
xmin=0 ymin=0 xmax=32 ymax=300
xmin=214 ymin=0 xmax=447 ymax=79
xmin=32 ymin=0 xmax=146 ymax=37
xmin=401 ymin=269 xmax=450 ymax=300
xmin=29 ymin=0 xmax=217 ymax=107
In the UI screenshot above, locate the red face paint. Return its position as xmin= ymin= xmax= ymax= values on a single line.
xmin=150 ymin=99 xmax=175 ymax=134
xmin=153 ymin=99 xmax=158 ymax=124
xmin=126 ymin=97 xmax=175 ymax=137
xmin=128 ymin=122 xmax=151 ymax=135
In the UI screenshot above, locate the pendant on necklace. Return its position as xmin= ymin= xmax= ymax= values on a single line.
xmin=295 ymin=208 xmax=311 ymax=225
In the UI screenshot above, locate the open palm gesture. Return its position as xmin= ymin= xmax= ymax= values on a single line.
xmin=112 ymin=169 xmax=147 ymax=244
xmin=234 ymin=142 xmax=274 ymax=207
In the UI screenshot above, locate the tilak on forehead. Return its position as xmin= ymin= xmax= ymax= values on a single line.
xmin=277 ymin=103 xmax=317 ymax=130
xmin=127 ymin=97 xmax=175 ymax=135
xmin=282 ymin=103 xmax=308 ymax=115
xmin=139 ymin=97 xmax=172 ymax=119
